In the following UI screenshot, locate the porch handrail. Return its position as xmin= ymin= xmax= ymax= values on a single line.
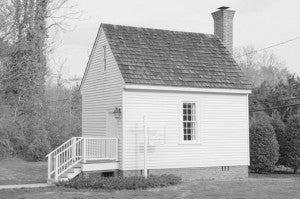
xmin=48 ymin=138 xmax=82 ymax=179
xmin=54 ymin=138 xmax=84 ymax=180
xmin=46 ymin=137 xmax=82 ymax=157
xmin=54 ymin=137 xmax=83 ymax=159
xmin=47 ymin=137 xmax=83 ymax=181
xmin=47 ymin=137 xmax=118 ymax=182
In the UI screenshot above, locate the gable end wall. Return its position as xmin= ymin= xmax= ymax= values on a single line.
xmin=81 ymin=27 xmax=124 ymax=167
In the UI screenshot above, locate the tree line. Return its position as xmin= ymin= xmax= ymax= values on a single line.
xmin=235 ymin=47 xmax=300 ymax=174
xmin=0 ymin=0 xmax=81 ymax=160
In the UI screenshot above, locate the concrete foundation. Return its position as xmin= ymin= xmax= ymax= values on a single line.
xmin=118 ymin=166 xmax=248 ymax=181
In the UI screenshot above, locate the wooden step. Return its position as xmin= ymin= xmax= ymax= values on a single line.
xmin=59 ymin=177 xmax=69 ymax=182
xmin=58 ymin=166 xmax=82 ymax=182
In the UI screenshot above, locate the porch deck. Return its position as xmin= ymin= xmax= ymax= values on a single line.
xmin=81 ymin=160 xmax=119 ymax=172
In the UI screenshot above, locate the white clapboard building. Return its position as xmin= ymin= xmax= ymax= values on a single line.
xmin=47 ymin=7 xmax=252 ymax=182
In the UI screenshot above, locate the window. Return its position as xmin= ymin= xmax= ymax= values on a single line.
xmin=182 ymin=102 xmax=197 ymax=141
xmin=103 ymin=46 xmax=106 ymax=71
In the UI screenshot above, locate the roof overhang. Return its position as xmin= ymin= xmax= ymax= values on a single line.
xmin=124 ymin=84 xmax=252 ymax=94
xmin=79 ymin=25 xmax=103 ymax=92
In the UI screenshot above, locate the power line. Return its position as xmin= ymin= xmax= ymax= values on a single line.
xmin=249 ymin=103 xmax=300 ymax=113
xmin=249 ymin=97 xmax=300 ymax=112
xmin=260 ymin=97 xmax=300 ymax=104
xmin=236 ymin=36 xmax=300 ymax=58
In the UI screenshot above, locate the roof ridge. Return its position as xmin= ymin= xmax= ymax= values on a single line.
xmin=101 ymin=23 xmax=215 ymax=38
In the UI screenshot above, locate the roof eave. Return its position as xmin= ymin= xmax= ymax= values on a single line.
xmin=79 ymin=24 xmax=104 ymax=92
xmin=124 ymin=84 xmax=252 ymax=94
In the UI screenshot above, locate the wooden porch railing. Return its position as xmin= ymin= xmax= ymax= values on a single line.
xmin=46 ymin=137 xmax=118 ymax=182
xmin=83 ymin=138 xmax=118 ymax=162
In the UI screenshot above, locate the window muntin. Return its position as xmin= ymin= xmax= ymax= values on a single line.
xmin=103 ymin=46 xmax=106 ymax=71
xmin=183 ymin=102 xmax=197 ymax=141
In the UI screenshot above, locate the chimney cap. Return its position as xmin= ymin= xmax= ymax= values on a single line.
xmin=218 ymin=6 xmax=230 ymax=10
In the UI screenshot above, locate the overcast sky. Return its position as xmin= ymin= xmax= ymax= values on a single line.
xmin=51 ymin=0 xmax=300 ymax=79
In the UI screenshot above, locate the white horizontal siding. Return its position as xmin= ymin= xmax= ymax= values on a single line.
xmin=81 ymin=27 xmax=124 ymax=167
xmin=123 ymin=90 xmax=249 ymax=170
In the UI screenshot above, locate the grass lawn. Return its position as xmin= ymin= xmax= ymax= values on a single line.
xmin=0 ymin=158 xmax=299 ymax=198
xmin=0 ymin=158 xmax=47 ymax=185
xmin=0 ymin=173 xmax=299 ymax=199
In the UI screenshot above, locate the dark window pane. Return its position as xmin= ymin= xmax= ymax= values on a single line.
xmin=187 ymin=128 xmax=191 ymax=135
xmin=187 ymin=122 xmax=191 ymax=128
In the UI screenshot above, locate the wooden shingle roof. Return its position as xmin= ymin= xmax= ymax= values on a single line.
xmin=102 ymin=24 xmax=251 ymax=90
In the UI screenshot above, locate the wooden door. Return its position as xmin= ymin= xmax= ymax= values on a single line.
xmin=106 ymin=111 xmax=118 ymax=138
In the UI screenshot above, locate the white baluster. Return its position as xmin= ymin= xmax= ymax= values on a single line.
xmin=115 ymin=139 xmax=118 ymax=161
xmin=47 ymin=155 xmax=51 ymax=180
xmin=83 ymin=138 xmax=86 ymax=163
xmin=54 ymin=156 xmax=58 ymax=181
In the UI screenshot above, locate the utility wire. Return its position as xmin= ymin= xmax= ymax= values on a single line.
xmin=236 ymin=36 xmax=300 ymax=58
xmin=249 ymin=97 xmax=300 ymax=112
xmin=249 ymin=103 xmax=300 ymax=112
xmin=257 ymin=96 xmax=300 ymax=104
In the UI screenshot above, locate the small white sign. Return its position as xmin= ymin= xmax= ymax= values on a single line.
xmin=147 ymin=128 xmax=166 ymax=146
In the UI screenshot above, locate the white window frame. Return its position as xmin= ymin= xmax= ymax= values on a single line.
xmin=103 ymin=45 xmax=106 ymax=71
xmin=180 ymin=101 xmax=199 ymax=143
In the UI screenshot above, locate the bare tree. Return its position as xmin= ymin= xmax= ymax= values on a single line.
xmin=234 ymin=46 xmax=289 ymax=87
xmin=0 ymin=0 xmax=80 ymax=160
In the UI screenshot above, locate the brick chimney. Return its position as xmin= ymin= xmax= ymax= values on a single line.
xmin=212 ymin=6 xmax=235 ymax=54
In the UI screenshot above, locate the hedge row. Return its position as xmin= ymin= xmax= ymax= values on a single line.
xmin=58 ymin=173 xmax=182 ymax=190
